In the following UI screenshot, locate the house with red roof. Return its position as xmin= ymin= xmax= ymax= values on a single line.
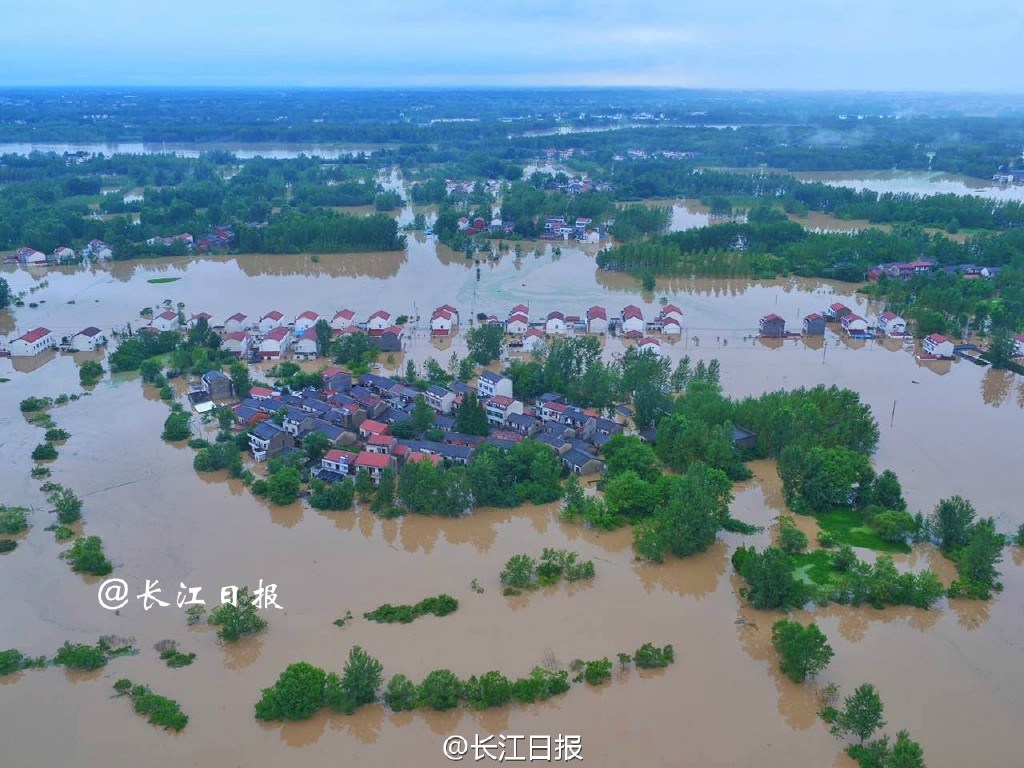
xmin=368 ymin=325 xmax=403 ymax=352
xmin=294 ymin=310 xmax=320 ymax=334
xmin=621 ymin=305 xmax=645 ymax=335
xmin=840 ymin=313 xmax=869 ymax=334
xmin=249 ymin=386 xmax=276 ymax=400
xmin=661 ymin=316 xmax=682 ymax=336
xmin=221 ymin=331 xmax=252 ymax=358
xmin=545 ymin=310 xmax=566 ymax=335
xmin=802 ymin=313 xmax=826 ymax=336
xmin=923 ymin=333 xmax=954 ymax=358
xmin=330 ymin=309 xmax=356 ymax=331
xmin=258 ymin=310 xmax=285 ymax=334
xmin=293 ymin=327 xmax=320 ymax=359
xmin=430 ymin=307 xmax=455 ymax=334
xmin=354 ymin=451 xmax=393 ymax=485
xmin=259 ymin=326 xmax=291 ymax=359
xmin=367 ymin=433 xmax=398 ymax=455
xmin=187 ymin=312 xmax=213 ymax=329
xmin=506 ymin=313 xmax=529 ymax=335
xmin=224 ymin=313 xmax=248 ymax=333
xmin=522 ymin=327 xmax=545 ymax=352
xmin=825 ymin=302 xmax=852 ymax=322
xmin=367 ymin=310 xmax=392 ymax=331
xmin=69 ymin=326 xmax=107 ymax=352
xmin=660 ymin=304 xmax=684 ymax=324
xmin=321 ymin=449 xmax=358 ymax=476
xmin=876 ymin=311 xmax=907 ymax=337
xmin=485 ymin=395 xmax=524 ymax=426
xmin=406 ymin=452 xmax=442 ymax=467
xmin=587 ymin=305 xmax=608 ymax=334
xmin=151 ymin=310 xmax=180 ymax=332
xmin=638 ymin=337 xmax=663 ymax=355
xmin=10 ymin=327 xmax=55 ymax=356
xmin=358 ymin=419 xmax=389 ymax=440
xmin=16 ymin=247 xmax=46 ymax=265
xmin=759 ymin=313 xmax=786 ymax=337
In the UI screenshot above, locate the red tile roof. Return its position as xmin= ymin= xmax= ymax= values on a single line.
xmin=489 ymin=395 xmax=514 ymax=407
xmin=525 ymin=328 xmax=545 ymax=339
xmin=369 ymin=310 xmax=391 ymax=321
xmin=587 ymin=305 xmax=607 ymax=319
xmin=264 ymin=326 xmax=290 ymax=341
xmin=324 ymin=449 xmax=356 ymax=464
xmin=250 ymin=386 xmax=274 ymax=398
xmin=355 ymin=451 xmax=391 ymax=469
xmin=360 ymin=419 xmax=388 ymax=435
xmin=407 ymin=452 xmax=441 ymax=466
xmin=225 ymin=331 xmax=249 ymax=341
xmin=547 ymin=310 xmax=565 ymax=321
xmin=926 ymin=333 xmax=949 ymax=344
xmin=297 ymin=310 xmax=319 ymax=320
xmin=77 ymin=326 xmax=102 ymax=338
xmin=18 ymin=327 xmax=51 ymax=343
xmin=228 ymin=312 xmax=247 ymax=322
xmin=262 ymin=310 xmax=283 ymax=321
xmin=639 ymin=337 xmax=661 ymax=346
xmin=622 ymin=305 xmax=643 ymax=320
xmin=368 ymin=434 xmax=395 ymax=446
xmin=761 ymin=313 xmax=784 ymax=322
xmin=804 ymin=313 xmax=822 ymax=321
xmin=333 ymin=309 xmax=355 ymax=321
xmin=830 ymin=302 xmax=849 ymax=311
xmin=156 ymin=310 xmax=178 ymax=321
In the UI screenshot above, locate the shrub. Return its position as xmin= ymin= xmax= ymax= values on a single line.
xmin=0 ymin=506 xmax=29 ymax=535
xmin=324 ymin=646 xmax=384 ymax=714
xmin=79 ymin=361 xmax=104 ymax=386
xmin=31 ymin=443 xmax=58 ymax=461
xmin=463 ymin=670 xmax=513 ymax=710
xmin=161 ymin=412 xmax=192 ymax=441
xmin=54 ymin=641 xmax=107 ymax=671
xmin=363 ymin=594 xmax=458 ymax=624
xmin=771 ymin=619 xmax=833 ymax=683
xmin=633 ymin=643 xmax=675 ymax=669
xmin=207 ymin=586 xmax=267 ymax=641
xmin=20 ymin=396 xmax=53 ymax=412
xmin=60 ymin=536 xmax=113 ymax=576
xmin=0 ymin=540 xmax=15 ymax=553
xmin=254 ymin=662 xmax=327 ymax=721
xmin=572 ymin=657 xmax=613 ymax=685
xmin=778 ymin=517 xmax=808 ymax=554
xmin=0 ymin=649 xmax=25 ymax=675
xmin=30 ymin=466 xmax=51 ymax=479
xmin=418 ymin=669 xmax=462 ymax=710
xmin=383 ymin=674 xmax=418 ymax=711
xmin=115 ymin=679 xmax=189 ymax=731
xmin=160 ymin=648 xmax=196 ymax=668
xmin=44 ymin=428 xmax=71 ymax=442
xmin=500 ymin=554 xmax=537 ymax=589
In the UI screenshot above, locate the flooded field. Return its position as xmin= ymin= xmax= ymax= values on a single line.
xmin=789 ymin=170 xmax=1024 ymax=203
xmin=2 ymin=237 xmax=1023 ymax=767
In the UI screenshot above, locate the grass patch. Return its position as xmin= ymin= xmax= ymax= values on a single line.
xmin=813 ymin=508 xmax=910 ymax=554
xmin=790 ymin=550 xmax=835 ymax=586
xmin=146 ymin=277 xmax=180 ymax=284
xmin=364 ymin=594 xmax=458 ymax=624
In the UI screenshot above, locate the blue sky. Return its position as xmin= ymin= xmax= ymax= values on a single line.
xmin=0 ymin=0 xmax=1020 ymax=90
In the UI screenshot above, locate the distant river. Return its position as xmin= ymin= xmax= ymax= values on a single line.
xmin=0 ymin=141 xmax=382 ymax=159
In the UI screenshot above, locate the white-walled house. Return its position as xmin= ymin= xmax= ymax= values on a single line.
xmin=586 ymin=305 xmax=608 ymax=334
xmin=16 ymin=247 xmax=47 ymax=265
xmin=522 ymin=327 xmax=545 ymax=352
xmin=545 ymin=311 xmax=566 ymax=335
xmin=53 ymin=246 xmax=75 ymax=263
xmin=477 ymin=371 xmax=513 ymax=399
xmin=638 ymin=337 xmax=663 ymax=355
xmin=293 ymin=327 xmax=319 ymax=359
xmin=221 ymin=331 xmax=252 ymax=358
xmin=258 ymin=310 xmax=285 ymax=334
xmin=259 ymin=326 xmax=292 ymax=359
xmin=923 ymin=333 xmax=955 ymax=358
xmin=224 ymin=313 xmax=248 ymax=333
xmin=506 ymin=313 xmax=529 ymax=336
xmin=841 ymin=314 xmax=869 ymax=334
xmin=430 ymin=308 xmax=455 ymax=333
xmin=661 ymin=317 xmax=682 ymax=336
xmin=877 ymin=311 xmax=907 ymax=337
xmin=294 ymin=310 xmax=320 ymax=334
xmin=10 ymin=327 xmax=55 ymax=356
xmin=434 ymin=304 xmax=460 ymax=325
xmin=150 ymin=310 xmax=180 ymax=332
xmin=1014 ymin=333 xmax=1024 ymax=357
xmin=70 ymin=326 xmax=107 ymax=351
xmin=331 ymin=309 xmax=356 ymax=330
xmin=367 ymin=310 xmax=392 ymax=331
xmin=621 ymin=305 xmax=645 ymax=335
xmin=660 ymin=303 xmax=684 ymax=324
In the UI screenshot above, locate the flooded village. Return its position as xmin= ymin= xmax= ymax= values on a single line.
xmin=3 ymin=193 xmax=1024 ymax=767
xmin=2 ymin=79 xmax=1024 ymax=768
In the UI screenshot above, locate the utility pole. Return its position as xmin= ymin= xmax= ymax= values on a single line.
xmin=890 ymin=400 xmax=896 ymax=427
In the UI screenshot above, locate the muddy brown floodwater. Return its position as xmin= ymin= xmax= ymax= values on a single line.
xmin=1 ymin=239 xmax=1023 ymax=768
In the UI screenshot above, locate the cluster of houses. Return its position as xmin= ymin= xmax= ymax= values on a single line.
xmin=495 ymin=303 xmax=681 ymax=355
xmin=3 ymin=325 xmax=109 ymax=356
xmin=759 ymin=302 xmax=911 ymax=340
xmin=207 ymin=307 xmax=407 ymax=360
xmin=541 ymin=217 xmax=603 ymax=243
xmin=230 ymin=367 xmax=625 ymax=481
xmin=146 ymin=232 xmax=195 ymax=249
xmin=10 ymin=242 xmax=102 ymax=266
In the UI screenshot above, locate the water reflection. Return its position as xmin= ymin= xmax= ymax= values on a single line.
xmin=982 ymin=369 xmax=1014 ymax=407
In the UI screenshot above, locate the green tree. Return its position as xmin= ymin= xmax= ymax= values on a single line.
xmin=885 ymin=730 xmax=926 ymax=768
xmin=466 ymin=324 xmax=505 ymax=364
xmin=778 ymin=516 xmax=809 ymax=554
xmin=324 ymin=646 xmax=384 ymax=714
xmin=309 ymin=479 xmax=354 ymax=511
xmin=314 ymin=319 xmax=333 ymax=356
xmin=372 ymin=467 xmax=396 ymax=514
xmin=831 ymin=683 xmax=886 ymax=744
xmin=383 ymin=674 xmax=418 ymax=711
xmin=771 ymin=619 xmax=834 ymax=683
xmin=955 ymin=517 xmax=1004 ymax=595
xmin=455 ymin=392 xmax=490 ymax=435
xmin=987 ymin=328 xmax=1016 ymax=370
xmin=500 ymin=554 xmax=537 ymax=589
xmin=162 ymin=411 xmax=192 ymax=441
xmin=60 ymin=536 xmax=113 ymax=576
xmin=266 ymin=467 xmax=301 ymax=505
xmin=418 ymin=669 xmax=462 ymax=711
xmin=254 ymin=662 xmax=327 ymax=721
xmin=229 ymin=361 xmax=252 ymax=399
xmin=929 ymin=495 xmax=976 ymax=552
xmin=207 ymin=586 xmax=268 ymax=641
xmin=411 ymin=396 xmax=435 ymax=434
xmin=602 ymin=434 xmax=660 ymax=482
xmin=0 ymin=276 xmax=10 ymax=310
xmin=302 ymin=431 xmax=330 ymax=463
xmin=79 ymin=360 xmax=104 ymax=386
xmin=870 ymin=470 xmax=906 ymax=511
xmin=732 ymin=546 xmax=808 ymax=610
xmin=354 ymin=469 xmax=374 ymax=501
xmin=140 ymin=359 xmax=162 ymax=382
xmin=603 ymin=470 xmax=659 ymax=520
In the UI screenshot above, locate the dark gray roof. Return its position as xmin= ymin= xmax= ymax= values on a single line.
xmin=449 ymin=381 xmax=472 ymax=395
xmin=444 ymin=432 xmax=485 ymax=445
xmin=202 ymin=369 xmax=230 ymax=382
xmin=233 ymin=405 xmax=259 ymax=423
xmin=594 ymin=417 xmax=620 ymax=433
xmin=427 ymin=385 xmax=450 ymax=398
xmin=435 ymin=415 xmax=456 ymax=430
xmin=536 ymin=434 xmax=568 ymax=450
xmin=563 ymin=449 xmax=602 ymax=469
xmin=378 ymin=406 xmax=411 ymax=424
xmin=314 ymin=469 xmax=348 ymax=484
xmin=441 ymin=444 xmax=473 ymax=460
xmin=311 ymin=420 xmax=345 ymax=440
xmin=250 ymin=421 xmax=284 ymax=440
xmin=479 ymin=371 xmax=505 ymax=383
xmin=283 ymin=405 xmax=310 ymax=422
xmin=485 ymin=437 xmax=518 ymax=451
xmin=506 ymin=413 xmax=536 ymax=428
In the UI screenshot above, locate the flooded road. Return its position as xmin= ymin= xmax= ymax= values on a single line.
xmin=2 ymin=236 xmax=1023 ymax=767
